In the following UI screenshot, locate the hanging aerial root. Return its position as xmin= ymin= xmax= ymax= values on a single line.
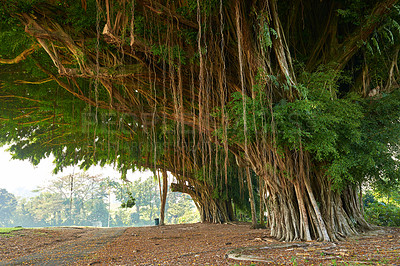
xmin=0 ymin=44 xmax=37 ymax=64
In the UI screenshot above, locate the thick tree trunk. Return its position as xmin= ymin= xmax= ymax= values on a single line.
xmin=170 ymin=182 xmax=235 ymax=223
xmin=248 ymin=146 xmax=371 ymax=241
xmin=265 ymin=178 xmax=370 ymax=241
xmin=196 ymin=198 xmax=234 ymax=223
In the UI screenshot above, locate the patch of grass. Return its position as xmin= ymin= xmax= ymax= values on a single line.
xmin=0 ymin=227 xmax=23 ymax=234
xmin=31 ymin=231 xmax=48 ymax=236
xmin=0 ymin=227 xmax=24 ymax=238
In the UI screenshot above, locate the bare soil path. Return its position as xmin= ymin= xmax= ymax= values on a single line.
xmin=1 ymin=223 xmax=399 ymax=265
xmin=0 ymin=227 xmax=126 ymax=265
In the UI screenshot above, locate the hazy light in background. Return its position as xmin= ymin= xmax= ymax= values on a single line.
xmin=0 ymin=146 xmax=153 ymax=198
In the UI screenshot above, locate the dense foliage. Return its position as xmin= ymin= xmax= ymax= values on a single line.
xmin=364 ymin=189 xmax=400 ymax=227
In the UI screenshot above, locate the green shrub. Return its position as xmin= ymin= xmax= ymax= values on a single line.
xmin=364 ymin=192 xmax=400 ymax=227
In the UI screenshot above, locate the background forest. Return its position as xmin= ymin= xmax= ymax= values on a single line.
xmin=0 ymin=174 xmax=200 ymax=228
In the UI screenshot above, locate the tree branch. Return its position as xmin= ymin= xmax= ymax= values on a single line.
xmin=332 ymin=0 xmax=399 ymax=71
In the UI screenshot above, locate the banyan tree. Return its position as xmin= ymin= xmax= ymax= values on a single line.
xmin=1 ymin=0 xmax=400 ymax=241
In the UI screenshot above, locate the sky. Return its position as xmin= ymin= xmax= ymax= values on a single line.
xmin=0 ymin=146 xmax=153 ymax=198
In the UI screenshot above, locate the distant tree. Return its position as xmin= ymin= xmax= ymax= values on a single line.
xmin=28 ymin=192 xmax=64 ymax=225
xmin=86 ymin=198 xmax=109 ymax=226
xmin=38 ymin=173 xmax=109 ymax=225
xmin=109 ymin=177 xmax=200 ymax=225
xmin=19 ymin=173 xmax=110 ymax=226
xmin=0 ymin=188 xmax=17 ymax=226
xmin=109 ymin=177 xmax=159 ymax=224
xmin=12 ymin=198 xmax=41 ymax=227
xmin=111 ymin=211 xmax=126 ymax=227
xmin=167 ymin=192 xmax=200 ymax=224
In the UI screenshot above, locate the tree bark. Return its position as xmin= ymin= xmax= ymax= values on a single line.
xmin=159 ymin=169 xmax=168 ymax=225
xmin=248 ymin=146 xmax=371 ymax=241
xmin=246 ymin=167 xmax=258 ymax=228
xmin=259 ymin=177 xmax=265 ymax=228
xmin=170 ymin=182 xmax=235 ymax=223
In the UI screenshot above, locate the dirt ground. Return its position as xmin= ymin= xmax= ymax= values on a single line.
xmin=0 ymin=223 xmax=399 ymax=265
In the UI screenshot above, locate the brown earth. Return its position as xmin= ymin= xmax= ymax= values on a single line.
xmin=0 ymin=223 xmax=399 ymax=265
